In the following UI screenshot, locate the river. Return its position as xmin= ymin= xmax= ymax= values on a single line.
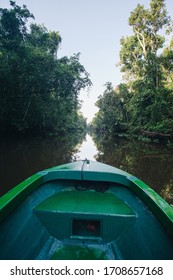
xmin=0 ymin=133 xmax=173 ymax=204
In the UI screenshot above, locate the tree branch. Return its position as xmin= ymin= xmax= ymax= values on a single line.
xmin=23 ymin=95 xmax=32 ymax=121
xmin=134 ymin=28 xmax=147 ymax=57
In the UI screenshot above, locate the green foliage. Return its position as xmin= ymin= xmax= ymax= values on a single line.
xmin=92 ymin=82 xmax=130 ymax=134
xmin=92 ymin=0 xmax=173 ymax=139
xmin=0 ymin=1 xmax=91 ymax=135
xmin=0 ymin=1 xmax=34 ymax=52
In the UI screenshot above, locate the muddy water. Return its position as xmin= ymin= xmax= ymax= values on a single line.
xmin=0 ymin=133 xmax=173 ymax=204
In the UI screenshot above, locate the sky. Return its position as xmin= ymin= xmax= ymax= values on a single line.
xmin=1 ymin=0 xmax=173 ymax=122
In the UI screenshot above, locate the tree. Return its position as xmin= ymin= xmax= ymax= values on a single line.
xmin=93 ymin=0 xmax=173 ymax=137
xmin=0 ymin=1 xmax=91 ymax=134
xmin=0 ymin=1 xmax=34 ymax=51
xmin=119 ymin=0 xmax=173 ymax=133
xmin=27 ymin=24 xmax=61 ymax=57
xmin=92 ymin=82 xmax=130 ymax=134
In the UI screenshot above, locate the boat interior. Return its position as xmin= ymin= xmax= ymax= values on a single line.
xmin=0 ymin=179 xmax=173 ymax=260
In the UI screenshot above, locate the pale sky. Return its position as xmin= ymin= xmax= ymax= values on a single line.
xmin=1 ymin=0 xmax=173 ymax=122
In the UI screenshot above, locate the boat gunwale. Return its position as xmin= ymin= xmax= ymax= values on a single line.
xmin=0 ymin=161 xmax=173 ymax=237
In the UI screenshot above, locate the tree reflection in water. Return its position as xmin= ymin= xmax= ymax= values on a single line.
xmin=0 ymin=131 xmax=85 ymax=196
xmin=0 ymin=132 xmax=173 ymax=205
xmin=91 ymin=133 xmax=173 ymax=205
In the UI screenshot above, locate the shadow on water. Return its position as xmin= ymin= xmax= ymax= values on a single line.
xmin=0 ymin=132 xmax=85 ymax=196
xmin=0 ymin=132 xmax=173 ymax=205
xmin=92 ymin=133 xmax=173 ymax=205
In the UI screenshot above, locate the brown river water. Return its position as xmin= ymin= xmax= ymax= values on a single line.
xmin=0 ymin=133 xmax=173 ymax=205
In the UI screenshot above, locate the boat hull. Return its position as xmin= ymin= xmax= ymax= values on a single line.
xmin=0 ymin=160 xmax=173 ymax=260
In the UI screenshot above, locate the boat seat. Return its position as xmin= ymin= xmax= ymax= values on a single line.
xmin=34 ymin=190 xmax=137 ymax=242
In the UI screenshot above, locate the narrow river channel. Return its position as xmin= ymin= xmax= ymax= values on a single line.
xmin=0 ymin=133 xmax=173 ymax=205
xmin=74 ymin=134 xmax=98 ymax=161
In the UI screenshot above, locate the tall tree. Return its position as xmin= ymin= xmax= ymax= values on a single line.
xmin=0 ymin=1 xmax=34 ymax=51
xmin=93 ymin=0 xmax=173 ymax=137
xmin=0 ymin=1 xmax=91 ymax=134
xmin=119 ymin=0 xmax=173 ymax=133
xmin=92 ymin=82 xmax=130 ymax=134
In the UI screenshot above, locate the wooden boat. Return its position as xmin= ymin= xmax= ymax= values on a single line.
xmin=0 ymin=159 xmax=173 ymax=260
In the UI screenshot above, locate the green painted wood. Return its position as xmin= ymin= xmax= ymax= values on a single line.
xmin=0 ymin=159 xmax=173 ymax=260
xmin=0 ymin=174 xmax=43 ymax=223
xmin=51 ymin=245 xmax=109 ymax=260
xmin=1 ymin=159 xmax=173 ymax=237
xmin=0 ymin=174 xmax=173 ymax=259
xmin=34 ymin=190 xmax=135 ymax=216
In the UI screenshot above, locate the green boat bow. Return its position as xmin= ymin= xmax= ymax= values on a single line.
xmin=0 ymin=160 xmax=173 ymax=259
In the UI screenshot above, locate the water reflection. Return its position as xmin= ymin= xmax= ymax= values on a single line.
xmin=0 ymin=132 xmax=173 ymax=205
xmin=0 ymin=132 xmax=85 ymax=196
xmin=92 ymin=133 xmax=173 ymax=205
xmin=74 ymin=134 xmax=98 ymax=161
